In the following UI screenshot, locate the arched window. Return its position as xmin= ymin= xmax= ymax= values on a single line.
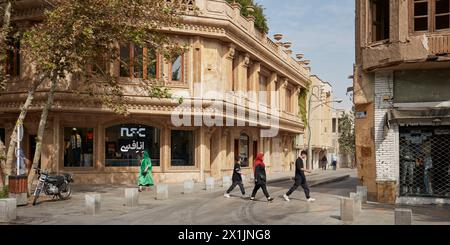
xmin=239 ymin=133 xmax=250 ymax=167
xmin=105 ymin=124 xmax=161 ymax=167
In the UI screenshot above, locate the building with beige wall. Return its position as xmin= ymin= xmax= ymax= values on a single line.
xmin=305 ymin=75 xmax=334 ymax=170
xmin=355 ymin=0 xmax=450 ymax=204
xmin=0 ymin=0 xmax=312 ymax=185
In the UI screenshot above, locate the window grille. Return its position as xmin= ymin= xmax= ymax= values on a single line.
xmin=399 ymin=126 xmax=450 ymax=198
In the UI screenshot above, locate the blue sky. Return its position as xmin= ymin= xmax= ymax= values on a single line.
xmin=257 ymin=0 xmax=355 ymax=110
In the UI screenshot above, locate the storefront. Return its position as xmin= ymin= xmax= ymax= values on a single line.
xmin=399 ymin=126 xmax=450 ymax=198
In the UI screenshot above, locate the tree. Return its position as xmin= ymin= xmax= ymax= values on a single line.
xmin=1 ymin=0 xmax=186 ymax=190
xmin=338 ymin=110 xmax=355 ymax=168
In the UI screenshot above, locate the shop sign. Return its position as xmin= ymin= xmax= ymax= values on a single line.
xmin=121 ymin=127 xmax=146 ymax=138
xmin=355 ymin=111 xmax=367 ymax=119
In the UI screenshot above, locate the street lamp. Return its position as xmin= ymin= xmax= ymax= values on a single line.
xmin=307 ymin=85 xmax=342 ymax=170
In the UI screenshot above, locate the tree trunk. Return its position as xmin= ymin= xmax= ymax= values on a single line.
xmin=28 ymin=77 xmax=58 ymax=194
xmin=0 ymin=139 xmax=5 ymax=187
xmin=4 ymin=73 xmax=46 ymax=183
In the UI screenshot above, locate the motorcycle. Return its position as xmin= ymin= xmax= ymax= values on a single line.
xmin=32 ymin=168 xmax=74 ymax=206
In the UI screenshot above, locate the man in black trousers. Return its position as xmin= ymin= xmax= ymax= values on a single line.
xmin=224 ymin=156 xmax=246 ymax=198
xmin=283 ymin=150 xmax=316 ymax=202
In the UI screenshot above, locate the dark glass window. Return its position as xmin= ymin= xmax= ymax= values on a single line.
xmin=64 ymin=128 xmax=94 ymax=168
xmin=6 ymin=37 xmax=20 ymax=77
xmin=105 ymin=124 xmax=161 ymax=167
xmin=147 ymin=48 xmax=157 ymax=79
xmin=371 ymin=0 xmax=390 ymax=41
xmin=120 ymin=43 xmax=131 ymax=77
xmin=0 ymin=128 xmax=5 ymax=143
xmin=171 ymin=55 xmax=182 ymax=82
xmin=171 ymin=130 xmax=194 ymax=166
xmin=239 ymin=133 xmax=250 ymax=167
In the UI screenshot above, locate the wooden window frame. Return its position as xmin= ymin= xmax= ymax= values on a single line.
xmin=120 ymin=43 xmax=160 ymax=80
xmin=370 ymin=0 xmax=391 ymax=42
xmin=168 ymin=53 xmax=185 ymax=85
xmin=410 ymin=0 xmax=450 ymax=34
xmin=5 ymin=38 xmax=20 ymax=77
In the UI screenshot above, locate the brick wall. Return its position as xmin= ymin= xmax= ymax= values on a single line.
xmin=374 ymin=71 xmax=400 ymax=182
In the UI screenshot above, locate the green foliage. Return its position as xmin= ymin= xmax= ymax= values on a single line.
xmin=338 ymin=110 xmax=355 ymax=156
xmin=298 ymin=88 xmax=308 ymax=127
xmin=0 ymin=185 xmax=8 ymax=198
xmin=21 ymin=0 xmax=186 ymax=115
xmin=225 ymin=0 xmax=269 ymax=34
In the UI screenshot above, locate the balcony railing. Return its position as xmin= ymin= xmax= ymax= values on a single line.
xmin=429 ymin=35 xmax=450 ymax=55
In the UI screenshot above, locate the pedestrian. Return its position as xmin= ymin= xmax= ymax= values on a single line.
xmin=138 ymin=150 xmax=154 ymax=192
xmin=250 ymin=152 xmax=274 ymax=202
xmin=283 ymin=150 xmax=316 ymax=202
xmin=321 ymin=155 xmax=328 ymax=170
xmin=224 ymin=156 xmax=246 ymax=198
xmin=332 ymin=154 xmax=338 ymax=171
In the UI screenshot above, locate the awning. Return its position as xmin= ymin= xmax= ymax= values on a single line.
xmin=388 ymin=108 xmax=450 ymax=125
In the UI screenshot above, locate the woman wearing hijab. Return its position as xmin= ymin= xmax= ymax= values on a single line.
xmin=138 ymin=150 xmax=154 ymax=192
xmin=250 ymin=152 xmax=274 ymax=202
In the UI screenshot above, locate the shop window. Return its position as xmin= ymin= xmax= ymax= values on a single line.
xmin=371 ymin=0 xmax=390 ymax=41
xmin=171 ymin=130 xmax=194 ymax=166
xmin=120 ymin=43 xmax=159 ymax=79
xmin=170 ymin=54 xmax=183 ymax=83
xmin=0 ymin=128 xmax=5 ymax=144
xmin=239 ymin=133 xmax=250 ymax=167
xmin=5 ymin=37 xmax=20 ymax=77
xmin=64 ymin=128 xmax=94 ymax=168
xmin=105 ymin=124 xmax=161 ymax=167
xmin=399 ymin=127 xmax=450 ymax=198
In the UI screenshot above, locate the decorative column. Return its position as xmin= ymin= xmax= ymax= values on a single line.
xmin=225 ymin=43 xmax=236 ymax=92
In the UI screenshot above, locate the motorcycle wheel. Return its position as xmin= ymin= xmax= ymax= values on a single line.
xmin=32 ymin=189 xmax=41 ymax=206
xmin=58 ymin=183 xmax=72 ymax=200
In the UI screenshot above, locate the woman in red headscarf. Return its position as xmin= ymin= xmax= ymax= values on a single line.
xmin=251 ymin=152 xmax=274 ymax=202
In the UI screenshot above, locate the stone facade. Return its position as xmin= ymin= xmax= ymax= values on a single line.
xmin=0 ymin=0 xmax=312 ymax=185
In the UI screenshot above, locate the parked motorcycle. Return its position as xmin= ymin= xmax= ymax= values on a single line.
xmin=32 ymin=168 xmax=74 ymax=206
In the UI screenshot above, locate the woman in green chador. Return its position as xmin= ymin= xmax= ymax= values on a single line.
xmin=138 ymin=150 xmax=154 ymax=192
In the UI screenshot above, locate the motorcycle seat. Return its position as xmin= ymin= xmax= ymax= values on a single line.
xmin=47 ymin=175 xmax=65 ymax=184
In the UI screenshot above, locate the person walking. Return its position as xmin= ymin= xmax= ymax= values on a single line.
xmin=283 ymin=150 xmax=316 ymax=202
xmin=138 ymin=150 xmax=154 ymax=192
xmin=250 ymin=152 xmax=274 ymax=202
xmin=332 ymin=154 xmax=337 ymax=171
xmin=224 ymin=156 xmax=246 ymax=198
xmin=321 ymin=155 xmax=328 ymax=170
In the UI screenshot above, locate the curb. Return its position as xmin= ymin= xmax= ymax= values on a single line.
xmin=266 ymin=174 xmax=350 ymax=186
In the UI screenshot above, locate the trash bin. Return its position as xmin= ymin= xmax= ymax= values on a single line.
xmin=8 ymin=175 xmax=28 ymax=206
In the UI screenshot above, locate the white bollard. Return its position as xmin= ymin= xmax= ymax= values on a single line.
xmin=156 ymin=184 xmax=169 ymax=200
xmin=357 ymin=186 xmax=368 ymax=204
xmin=395 ymin=209 xmax=413 ymax=225
xmin=0 ymin=198 xmax=17 ymax=222
xmin=85 ymin=194 xmax=101 ymax=216
xmin=222 ymin=176 xmax=232 ymax=187
xmin=340 ymin=197 xmax=356 ymax=222
xmin=205 ymin=177 xmax=215 ymax=191
xmin=125 ymin=188 xmax=139 ymax=207
xmin=350 ymin=192 xmax=362 ymax=215
xmin=183 ymin=180 xmax=195 ymax=194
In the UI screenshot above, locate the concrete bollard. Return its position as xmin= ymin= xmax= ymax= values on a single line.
xmin=183 ymin=180 xmax=195 ymax=194
xmin=125 ymin=188 xmax=140 ymax=207
xmin=350 ymin=192 xmax=362 ymax=215
xmin=9 ymin=193 xmax=28 ymax=206
xmin=340 ymin=197 xmax=356 ymax=222
xmin=395 ymin=209 xmax=413 ymax=225
xmin=222 ymin=176 xmax=232 ymax=187
xmin=85 ymin=194 xmax=101 ymax=216
xmin=205 ymin=177 xmax=215 ymax=191
xmin=156 ymin=184 xmax=169 ymax=200
xmin=0 ymin=198 xmax=17 ymax=222
xmin=357 ymin=186 xmax=368 ymax=204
